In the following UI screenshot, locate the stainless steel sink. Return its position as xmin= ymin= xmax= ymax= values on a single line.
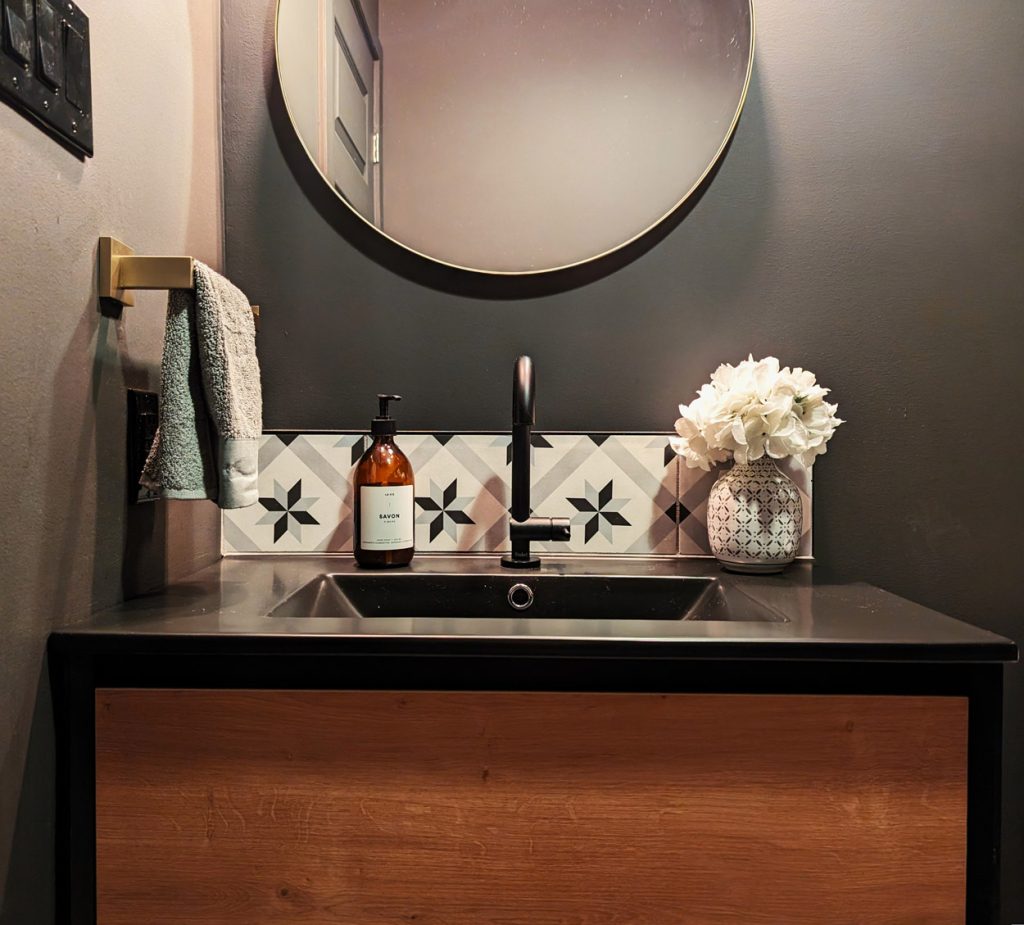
xmin=266 ymin=573 xmax=788 ymax=623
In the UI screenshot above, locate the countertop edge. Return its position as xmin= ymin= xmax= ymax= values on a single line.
xmin=48 ymin=629 xmax=1018 ymax=663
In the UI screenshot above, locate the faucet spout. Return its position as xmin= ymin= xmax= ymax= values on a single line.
xmin=509 ymin=356 xmax=533 ymax=523
xmin=502 ymin=356 xmax=570 ymax=569
xmin=512 ymin=355 xmax=535 ymax=425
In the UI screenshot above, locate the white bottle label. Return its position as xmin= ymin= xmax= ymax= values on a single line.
xmin=360 ymin=485 xmax=414 ymax=550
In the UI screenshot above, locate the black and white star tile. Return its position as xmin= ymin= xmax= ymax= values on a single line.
xmin=567 ymin=479 xmax=631 ymax=543
xmin=530 ymin=435 xmax=679 ymax=555
xmin=257 ymin=479 xmax=320 ymax=542
xmin=676 ymin=465 xmax=718 ymax=556
xmin=405 ymin=434 xmax=510 ymax=552
xmin=415 ymin=478 xmax=476 ymax=542
xmin=223 ymin=434 xmax=349 ymax=552
xmin=222 ymin=431 xmax=813 ymax=558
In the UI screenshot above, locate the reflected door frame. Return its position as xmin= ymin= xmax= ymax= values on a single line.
xmin=316 ymin=0 xmax=382 ymax=226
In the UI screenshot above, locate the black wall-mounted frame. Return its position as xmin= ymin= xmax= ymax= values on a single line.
xmin=48 ymin=638 xmax=1004 ymax=925
xmin=126 ymin=389 xmax=159 ymax=504
xmin=0 ymin=0 xmax=92 ymax=156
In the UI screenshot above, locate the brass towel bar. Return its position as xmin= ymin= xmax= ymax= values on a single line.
xmin=98 ymin=236 xmax=260 ymax=330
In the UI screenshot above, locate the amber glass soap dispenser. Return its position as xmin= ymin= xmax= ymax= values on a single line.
xmin=353 ymin=395 xmax=415 ymax=568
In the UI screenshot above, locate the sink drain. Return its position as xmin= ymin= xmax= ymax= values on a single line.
xmin=507 ymin=583 xmax=535 ymax=611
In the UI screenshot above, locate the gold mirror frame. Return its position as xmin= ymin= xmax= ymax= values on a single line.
xmin=274 ymin=0 xmax=755 ymax=277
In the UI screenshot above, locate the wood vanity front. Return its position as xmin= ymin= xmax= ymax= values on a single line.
xmin=93 ymin=689 xmax=969 ymax=924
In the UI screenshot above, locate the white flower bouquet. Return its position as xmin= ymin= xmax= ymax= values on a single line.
xmin=670 ymin=356 xmax=843 ymax=471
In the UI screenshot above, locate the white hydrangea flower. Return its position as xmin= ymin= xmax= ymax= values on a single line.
xmin=671 ymin=356 xmax=843 ymax=469
xmin=669 ymin=391 xmax=731 ymax=471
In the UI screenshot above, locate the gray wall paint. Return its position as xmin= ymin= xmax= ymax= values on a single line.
xmin=0 ymin=3 xmax=223 ymax=919
xmin=227 ymin=0 xmax=1024 ymax=915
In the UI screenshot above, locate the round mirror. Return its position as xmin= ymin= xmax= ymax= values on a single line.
xmin=276 ymin=0 xmax=753 ymax=274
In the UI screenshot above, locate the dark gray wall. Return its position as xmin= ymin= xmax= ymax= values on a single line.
xmin=224 ymin=0 xmax=1024 ymax=916
xmin=0 ymin=4 xmax=223 ymax=919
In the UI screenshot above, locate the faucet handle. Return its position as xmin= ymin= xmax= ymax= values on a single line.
xmin=548 ymin=517 xmax=571 ymax=542
xmin=502 ymin=517 xmax=570 ymax=569
xmin=508 ymin=517 xmax=570 ymax=542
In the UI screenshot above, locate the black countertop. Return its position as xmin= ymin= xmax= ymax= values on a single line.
xmin=50 ymin=556 xmax=1016 ymax=662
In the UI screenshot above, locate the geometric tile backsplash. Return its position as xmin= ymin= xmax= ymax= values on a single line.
xmin=222 ymin=433 xmax=812 ymax=558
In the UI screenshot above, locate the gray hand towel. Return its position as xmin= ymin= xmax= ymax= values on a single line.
xmin=141 ymin=262 xmax=262 ymax=509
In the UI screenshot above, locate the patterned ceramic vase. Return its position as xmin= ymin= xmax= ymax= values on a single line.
xmin=706 ymin=456 xmax=803 ymax=573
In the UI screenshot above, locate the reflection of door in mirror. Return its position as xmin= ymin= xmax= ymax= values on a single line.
xmin=278 ymin=0 xmax=382 ymax=225
xmin=326 ymin=0 xmax=381 ymax=223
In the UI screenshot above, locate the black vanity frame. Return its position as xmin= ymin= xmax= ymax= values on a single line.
xmin=49 ymin=638 xmax=1005 ymax=924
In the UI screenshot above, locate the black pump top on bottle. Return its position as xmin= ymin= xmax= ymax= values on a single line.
xmin=371 ymin=394 xmax=401 ymax=436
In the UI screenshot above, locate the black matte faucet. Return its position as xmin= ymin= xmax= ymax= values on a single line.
xmin=501 ymin=356 xmax=571 ymax=569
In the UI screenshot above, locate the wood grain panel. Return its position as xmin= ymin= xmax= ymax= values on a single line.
xmin=95 ymin=690 xmax=967 ymax=924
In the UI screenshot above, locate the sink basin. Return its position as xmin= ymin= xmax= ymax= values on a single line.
xmin=266 ymin=573 xmax=788 ymax=623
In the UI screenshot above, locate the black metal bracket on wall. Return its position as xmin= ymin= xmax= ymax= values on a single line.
xmin=46 ymin=640 xmax=1006 ymax=925
xmin=0 ymin=0 xmax=92 ymax=156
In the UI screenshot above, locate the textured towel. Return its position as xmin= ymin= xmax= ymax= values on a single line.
xmin=141 ymin=262 xmax=262 ymax=509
